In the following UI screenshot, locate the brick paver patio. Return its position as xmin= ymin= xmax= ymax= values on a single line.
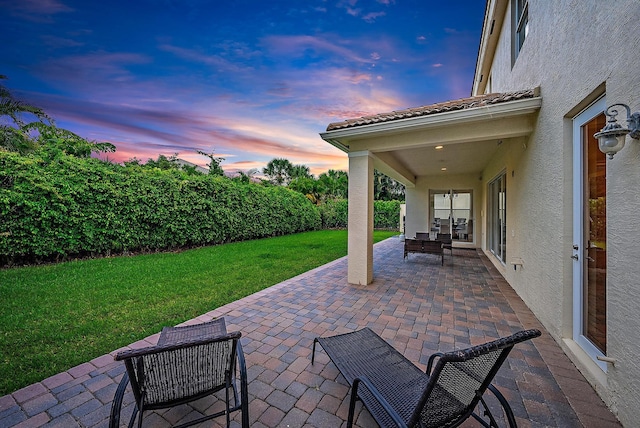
xmin=0 ymin=237 xmax=622 ymax=427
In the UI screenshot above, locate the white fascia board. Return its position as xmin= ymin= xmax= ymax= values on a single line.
xmin=322 ymin=138 xmax=349 ymax=153
xmin=473 ymin=0 xmax=507 ymax=95
xmin=320 ymin=97 xmax=542 ymax=146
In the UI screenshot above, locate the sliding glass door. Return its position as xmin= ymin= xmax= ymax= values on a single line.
xmin=488 ymin=173 xmax=507 ymax=263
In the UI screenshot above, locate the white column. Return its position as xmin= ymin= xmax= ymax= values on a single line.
xmin=347 ymin=151 xmax=374 ymax=285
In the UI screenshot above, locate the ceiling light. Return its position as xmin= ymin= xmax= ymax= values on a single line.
xmin=435 ymin=145 xmax=444 ymax=150
xmin=441 ymin=167 xmax=447 ymax=171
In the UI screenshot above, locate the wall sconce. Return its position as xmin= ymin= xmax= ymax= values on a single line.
xmin=593 ymin=103 xmax=640 ymax=159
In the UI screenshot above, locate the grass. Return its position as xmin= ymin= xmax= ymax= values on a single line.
xmin=0 ymin=229 xmax=397 ymax=395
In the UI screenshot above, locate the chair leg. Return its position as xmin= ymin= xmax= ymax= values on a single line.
xmin=471 ymin=384 xmax=517 ymax=428
xmin=237 ymin=341 xmax=250 ymax=428
xmin=110 ymin=372 xmax=139 ymax=428
xmin=346 ymin=380 xmax=361 ymax=428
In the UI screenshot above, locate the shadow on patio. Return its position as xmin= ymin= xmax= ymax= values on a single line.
xmin=1 ymin=237 xmax=621 ymax=427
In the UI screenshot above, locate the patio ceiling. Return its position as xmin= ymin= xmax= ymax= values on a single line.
xmin=321 ymin=89 xmax=542 ymax=186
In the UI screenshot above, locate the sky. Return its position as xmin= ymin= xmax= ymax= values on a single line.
xmin=1 ymin=0 xmax=487 ymax=176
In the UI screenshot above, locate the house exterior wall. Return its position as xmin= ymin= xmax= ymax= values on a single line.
xmin=478 ymin=1 xmax=640 ymax=424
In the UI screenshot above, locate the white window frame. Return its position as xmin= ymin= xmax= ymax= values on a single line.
xmin=512 ymin=0 xmax=529 ymax=63
xmin=488 ymin=171 xmax=507 ymax=264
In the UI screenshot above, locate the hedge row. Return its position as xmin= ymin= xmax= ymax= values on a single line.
xmin=0 ymin=151 xmax=321 ymax=265
xmin=318 ymin=199 xmax=401 ymax=229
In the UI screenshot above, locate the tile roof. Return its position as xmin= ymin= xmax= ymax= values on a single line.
xmin=326 ymin=88 xmax=540 ymax=131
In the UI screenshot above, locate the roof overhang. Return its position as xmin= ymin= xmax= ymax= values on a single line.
xmin=321 ymin=95 xmax=541 ymax=151
xmin=320 ymin=93 xmax=541 ymax=187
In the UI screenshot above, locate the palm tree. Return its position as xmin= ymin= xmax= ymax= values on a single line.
xmin=374 ymin=170 xmax=405 ymax=201
xmin=263 ymin=158 xmax=294 ymax=185
xmin=318 ymin=169 xmax=348 ymax=199
xmin=290 ymin=164 xmax=312 ymax=180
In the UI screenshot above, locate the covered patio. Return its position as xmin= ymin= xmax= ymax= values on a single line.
xmin=1 ymin=238 xmax=621 ymax=427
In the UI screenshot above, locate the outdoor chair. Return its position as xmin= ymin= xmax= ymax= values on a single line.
xmin=109 ymin=318 xmax=249 ymax=428
xmin=437 ymin=232 xmax=453 ymax=257
xmin=403 ymin=239 xmax=444 ymax=264
xmin=415 ymin=232 xmax=430 ymax=240
xmin=312 ymin=327 xmax=541 ymax=428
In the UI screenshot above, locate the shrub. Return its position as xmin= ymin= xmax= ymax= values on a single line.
xmin=0 ymin=151 xmax=320 ymax=265
xmin=318 ymin=198 xmax=401 ymax=230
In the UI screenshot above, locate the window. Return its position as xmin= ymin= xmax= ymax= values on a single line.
xmin=488 ymin=173 xmax=507 ymax=263
xmin=430 ymin=190 xmax=473 ymax=242
xmin=512 ymin=0 xmax=529 ymax=62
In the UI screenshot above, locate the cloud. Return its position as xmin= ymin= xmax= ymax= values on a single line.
xmin=362 ymin=11 xmax=386 ymax=23
xmin=40 ymin=35 xmax=84 ymax=48
xmin=36 ymin=52 xmax=151 ymax=90
xmin=261 ymin=34 xmax=370 ymax=64
xmin=1 ymin=0 xmax=73 ymax=22
xmin=158 ymin=44 xmax=255 ymax=74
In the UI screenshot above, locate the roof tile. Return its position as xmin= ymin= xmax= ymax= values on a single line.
xmin=325 ymin=88 xmax=539 ymax=131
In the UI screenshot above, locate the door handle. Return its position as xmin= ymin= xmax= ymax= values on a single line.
xmin=571 ymin=254 xmax=579 ymax=260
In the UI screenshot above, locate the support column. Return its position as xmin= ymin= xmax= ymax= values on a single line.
xmin=347 ymin=151 xmax=374 ymax=285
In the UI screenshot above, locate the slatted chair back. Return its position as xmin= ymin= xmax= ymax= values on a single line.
xmin=115 ymin=331 xmax=245 ymax=427
xmin=411 ymin=329 xmax=541 ymax=428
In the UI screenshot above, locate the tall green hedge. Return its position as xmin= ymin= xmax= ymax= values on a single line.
xmin=319 ymin=199 xmax=401 ymax=230
xmin=0 ymin=151 xmax=320 ymax=264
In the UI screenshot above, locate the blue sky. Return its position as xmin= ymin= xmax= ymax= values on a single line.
xmin=1 ymin=0 xmax=486 ymax=175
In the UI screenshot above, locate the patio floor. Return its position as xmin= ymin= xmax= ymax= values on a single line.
xmin=0 ymin=236 xmax=622 ymax=427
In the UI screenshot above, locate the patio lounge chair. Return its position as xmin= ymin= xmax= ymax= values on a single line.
xmin=312 ymin=327 xmax=541 ymax=428
xmin=109 ymin=318 xmax=249 ymax=428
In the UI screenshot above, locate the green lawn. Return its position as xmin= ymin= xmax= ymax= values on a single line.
xmin=0 ymin=229 xmax=397 ymax=395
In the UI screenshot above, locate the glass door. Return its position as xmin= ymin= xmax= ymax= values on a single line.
xmin=430 ymin=190 xmax=473 ymax=242
xmin=573 ymin=97 xmax=608 ymax=371
xmin=488 ymin=173 xmax=507 ymax=263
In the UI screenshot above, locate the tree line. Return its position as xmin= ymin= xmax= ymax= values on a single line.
xmin=1 ymin=74 xmax=404 ymax=203
xmin=1 ymin=75 xmax=403 ymax=264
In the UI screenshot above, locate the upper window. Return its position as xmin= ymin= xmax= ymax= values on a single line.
xmin=512 ymin=0 xmax=529 ymax=63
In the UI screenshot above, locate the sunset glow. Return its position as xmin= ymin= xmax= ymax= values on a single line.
xmin=1 ymin=0 xmax=485 ymax=175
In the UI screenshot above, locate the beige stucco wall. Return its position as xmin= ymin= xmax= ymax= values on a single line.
xmin=482 ymin=1 xmax=640 ymax=424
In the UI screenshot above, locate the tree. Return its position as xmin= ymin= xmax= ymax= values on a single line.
xmin=1 ymin=75 xmax=51 ymax=154
xmin=263 ymin=158 xmax=294 ymax=185
xmin=374 ymin=170 xmax=405 ymax=201
xmin=318 ymin=169 xmax=348 ymax=199
xmin=288 ymin=176 xmax=321 ymax=204
xmin=1 ymin=75 xmax=115 ymax=157
xmin=143 ymin=153 xmax=181 ymax=170
xmin=197 ymin=149 xmax=225 ymax=176
xmin=290 ymin=164 xmax=311 ymax=180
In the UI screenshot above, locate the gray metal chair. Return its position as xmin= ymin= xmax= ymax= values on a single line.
xmin=109 ymin=319 xmax=249 ymax=428
xmin=313 ymin=327 xmax=541 ymax=428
